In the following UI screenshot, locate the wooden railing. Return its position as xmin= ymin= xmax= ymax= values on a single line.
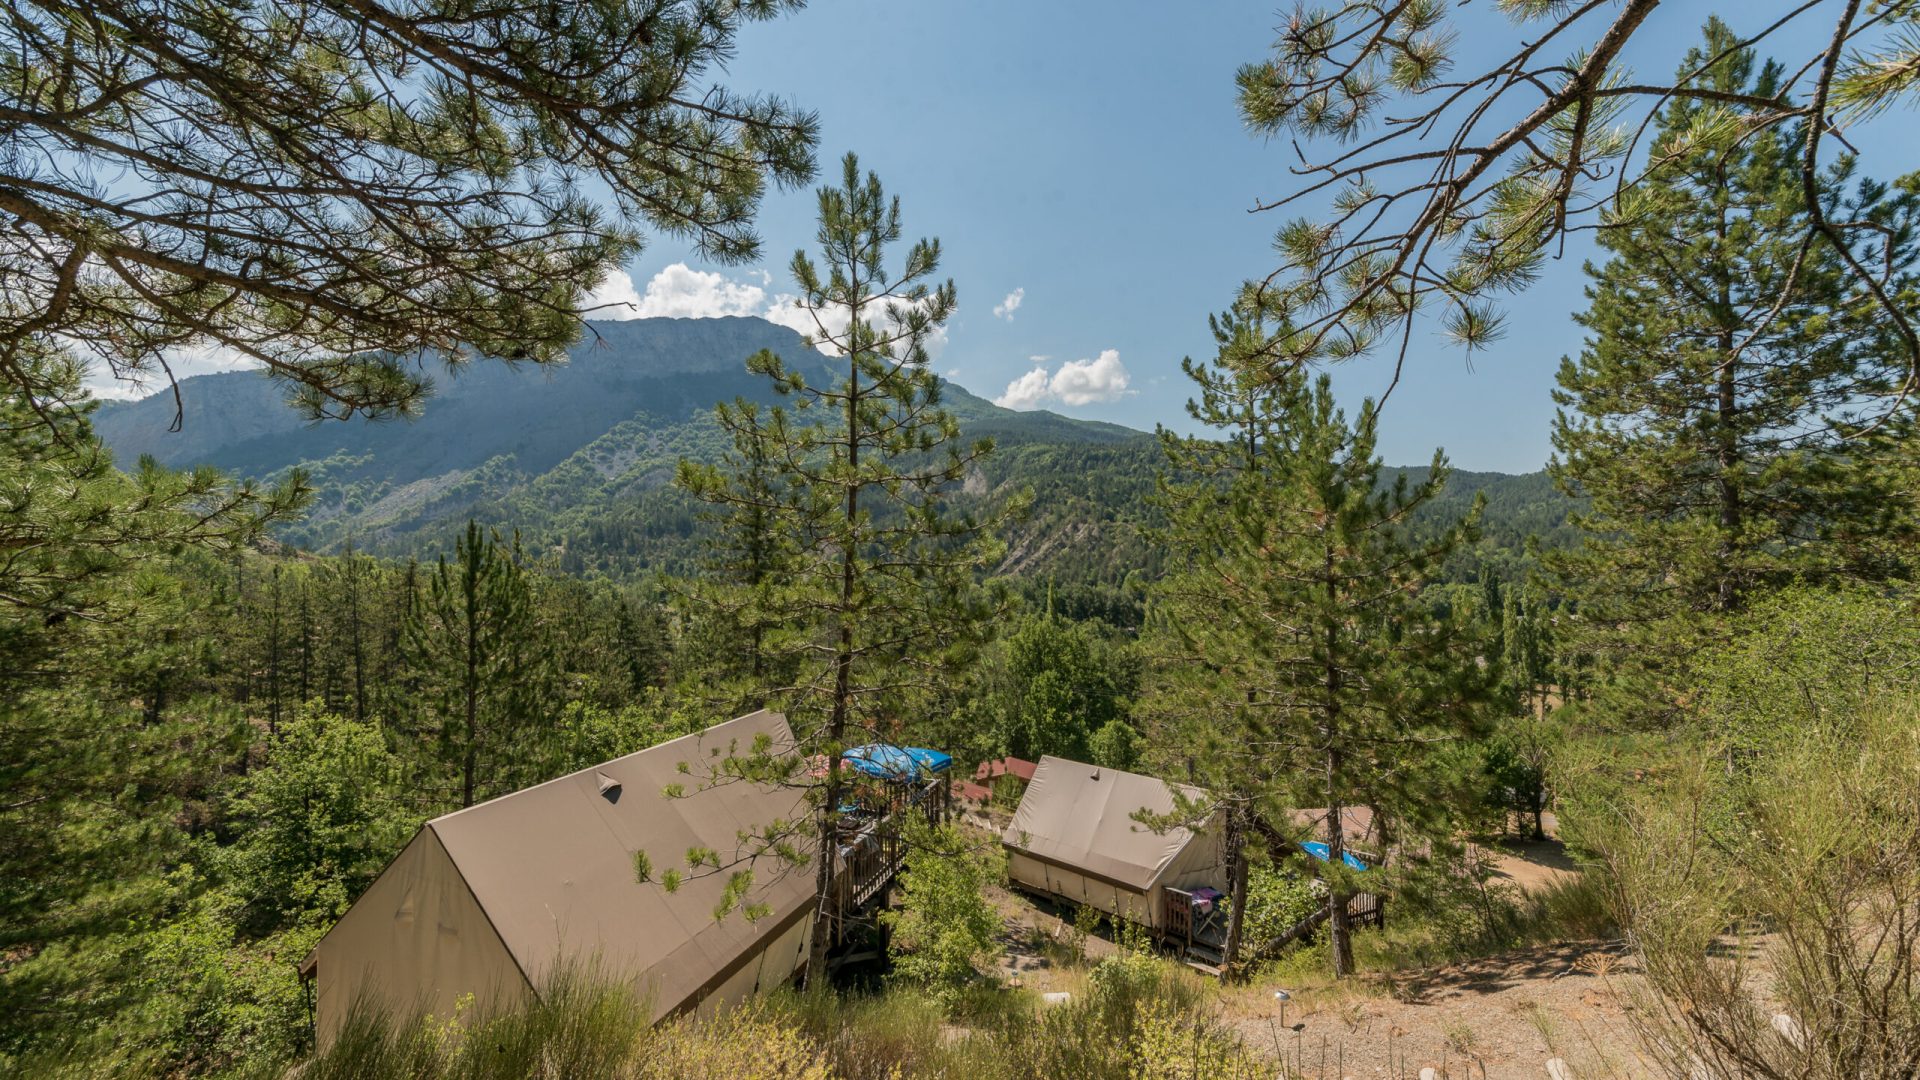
xmin=1347 ymin=890 xmax=1385 ymax=929
xmin=1163 ymin=886 xmax=1195 ymax=948
xmin=826 ymin=777 xmax=949 ymax=941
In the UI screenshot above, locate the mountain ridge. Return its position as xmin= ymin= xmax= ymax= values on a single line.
xmin=93 ymin=316 xmax=1572 ymax=584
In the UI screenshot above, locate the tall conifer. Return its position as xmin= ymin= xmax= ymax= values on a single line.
xmin=1153 ymin=314 xmax=1493 ymax=976
xmin=402 ymin=521 xmax=556 ymax=808
xmin=676 ymin=155 xmax=1012 ymax=984
xmin=1550 ymin=20 xmax=1920 ymax=726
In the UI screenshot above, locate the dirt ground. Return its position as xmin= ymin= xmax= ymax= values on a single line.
xmin=1482 ymin=837 xmax=1577 ymax=896
xmin=1219 ymin=940 xmax=1652 ymax=1079
xmin=985 ymin=883 xmax=1117 ymax=991
xmin=984 ymin=829 xmax=1654 ymax=1079
xmin=1226 ymin=835 xmax=1651 ymax=1079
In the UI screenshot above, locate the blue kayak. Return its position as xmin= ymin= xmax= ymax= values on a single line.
xmin=1301 ymin=841 xmax=1370 ymax=871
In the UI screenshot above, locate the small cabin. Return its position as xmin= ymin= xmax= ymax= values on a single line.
xmin=1000 ymin=756 xmax=1226 ymax=931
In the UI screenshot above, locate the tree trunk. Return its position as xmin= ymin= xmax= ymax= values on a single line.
xmin=1220 ymin=806 xmax=1250 ymax=978
xmin=804 ymin=345 xmax=864 ymax=990
xmin=462 ymin=562 xmax=479 ymax=809
xmin=267 ymin=570 xmax=283 ymax=738
xmin=1322 ymin=537 xmax=1354 ymax=977
xmin=1326 ymin=776 xmax=1354 ymax=978
xmin=1713 ymin=168 xmax=1742 ymax=614
xmin=348 ymin=558 xmax=366 ymax=723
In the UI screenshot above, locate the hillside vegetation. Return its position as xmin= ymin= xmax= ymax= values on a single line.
xmin=13 ymin=5 xmax=1920 ymax=1079
xmin=95 ymin=316 xmax=1577 ymax=589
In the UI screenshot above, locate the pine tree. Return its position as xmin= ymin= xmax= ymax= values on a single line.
xmin=5 ymin=0 xmax=817 ymax=420
xmin=673 ymin=399 xmax=798 ymax=711
xmin=402 ymin=521 xmax=557 ymax=809
xmin=1153 ymin=313 xmax=1494 ymax=977
xmin=0 ymin=355 xmax=302 ymax=1045
xmin=1550 ymin=19 xmax=1920 ymax=727
xmin=675 ymin=154 xmax=1012 ymax=985
xmin=328 ymin=542 xmax=372 ymax=723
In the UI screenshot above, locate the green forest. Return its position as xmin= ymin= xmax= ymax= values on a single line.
xmin=8 ymin=3 xmax=1920 ymax=1079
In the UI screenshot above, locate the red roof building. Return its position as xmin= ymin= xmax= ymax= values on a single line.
xmin=974 ymin=756 xmax=1038 ymax=784
xmin=952 ymin=780 xmax=994 ymax=804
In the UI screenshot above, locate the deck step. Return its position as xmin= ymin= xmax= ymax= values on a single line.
xmin=1185 ymin=941 xmax=1224 ymax=962
xmin=1183 ymin=959 xmax=1223 ymax=977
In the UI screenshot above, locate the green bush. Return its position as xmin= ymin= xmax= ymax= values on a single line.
xmin=882 ymin=820 xmax=1005 ymax=999
xmin=1127 ymin=997 xmax=1265 ymax=1080
xmin=1693 ymin=582 xmax=1920 ymax=755
xmin=1239 ymin=865 xmax=1318 ymax=947
xmin=1596 ymin=695 xmax=1920 ymax=1079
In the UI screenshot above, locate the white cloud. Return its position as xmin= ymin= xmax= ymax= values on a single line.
xmin=592 ymin=263 xmax=949 ymax=359
xmin=993 ymin=349 xmax=1132 ymax=410
xmin=1028 ymin=354 xmax=1051 ymax=364
xmin=761 ymin=290 xmax=951 ymax=360
xmin=586 ymin=264 xmax=768 ymax=319
xmin=1050 ymin=350 xmax=1131 ymax=405
xmin=993 ymin=366 xmax=1055 ymax=410
xmin=992 ymin=287 xmax=1025 ymax=321
xmin=81 ymin=342 xmax=259 ymax=401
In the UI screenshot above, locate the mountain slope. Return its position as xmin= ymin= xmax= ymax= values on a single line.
xmin=93 ymin=316 xmax=1574 ymax=584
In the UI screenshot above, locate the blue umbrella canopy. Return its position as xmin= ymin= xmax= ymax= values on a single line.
xmin=841 ymin=745 xmax=952 ymax=782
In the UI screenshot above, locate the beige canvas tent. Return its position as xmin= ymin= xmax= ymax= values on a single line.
xmin=300 ymin=710 xmax=818 ymax=1045
xmin=1000 ymin=756 xmax=1225 ymax=930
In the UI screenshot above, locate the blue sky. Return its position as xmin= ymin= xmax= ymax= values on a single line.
xmin=602 ymin=1 xmax=1920 ymax=473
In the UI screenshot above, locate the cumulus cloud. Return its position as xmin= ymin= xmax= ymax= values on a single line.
xmin=994 ymin=349 xmax=1131 ymax=410
xmin=590 ymin=263 xmax=949 ymax=359
xmin=1049 ymin=350 xmax=1132 ymax=405
xmin=992 ymin=287 xmax=1025 ymax=321
xmin=585 ymin=264 xmax=767 ymax=319
xmin=994 ymin=366 xmax=1055 ymax=410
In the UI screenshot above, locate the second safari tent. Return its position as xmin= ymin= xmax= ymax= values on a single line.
xmin=1000 ymin=755 xmax=1225 ymax=930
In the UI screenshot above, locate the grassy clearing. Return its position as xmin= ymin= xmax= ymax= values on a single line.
xmin=278 ymin=937 xmax=1274 ymax=1080
xmin=1223 ymin=869 xmax=1616 ymax=1016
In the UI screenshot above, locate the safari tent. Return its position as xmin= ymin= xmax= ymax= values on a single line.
xmin=299 ymin=710 xmax=817 ymax=1046
xmin=1000 ymin=755 xmax=1226 ymax=930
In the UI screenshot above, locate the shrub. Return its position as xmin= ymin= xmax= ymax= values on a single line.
xmin=1087 ymin=719 xmax=1142 ymax=771
xmin=1239 ymin=865 xmax=1319 ymax=947
xmin=766 ymin=986 xmax=963 ymax=1080
xmin=636 ymin=1003 xmax=830 ymax=1080
xmin=1128 ymin=998 xmax=1265 ymax=1080
xmin=1693 ymin=583 xmax=1920 ymax=756
xmin=991 ymin=773 xmax=1025 ymax=808
xmin=882 ymin=820 xmax=1004 ymax=999
xmin=1597 ymin=696 xmax=1920 ymax=1079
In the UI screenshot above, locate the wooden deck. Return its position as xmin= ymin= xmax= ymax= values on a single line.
xmin=1163 ymin=881 xmax=1386 ymax=972
xmin=823 ymin=775 xmax=949 ymax=952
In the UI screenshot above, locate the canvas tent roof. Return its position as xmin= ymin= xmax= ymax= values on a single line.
xmin=1001 ymin=756 xmax=1209 ymax=892
xmin=307 ymin=709 xmax=816 ymax=1022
